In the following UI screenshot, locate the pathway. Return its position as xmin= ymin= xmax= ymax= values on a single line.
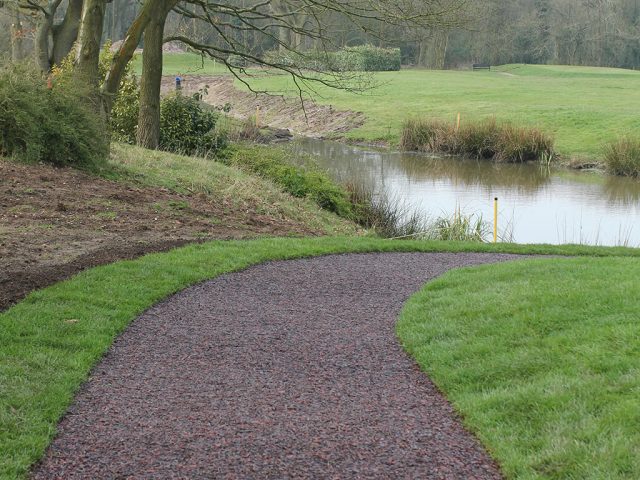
xmin=33 ymin=252 xmax=523 ymax=479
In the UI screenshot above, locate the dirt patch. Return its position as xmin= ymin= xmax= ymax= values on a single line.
xmin=0 ymin=161 xmax=323 ymax=311
xmin=161 ymin=75 xmax=366 ymax=138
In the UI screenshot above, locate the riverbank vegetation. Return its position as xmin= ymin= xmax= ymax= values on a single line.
xmin=398 ymin=256 xmax=640 ymax=479
xmin=400 ymin=117 xmax=555 ymax=163
xmin=604 ymin=137 xmax=640 ymax=178
xmin=2 ymin=237 xmax=639 ymax=479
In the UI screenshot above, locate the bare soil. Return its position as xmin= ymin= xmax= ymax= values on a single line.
xmin=0 ymin=161 xmax=323 ymax=311
xmin=162 ymin=75 xmax=366 ymax=138
xmin=33 ymin=253 xmax=519 ymax=479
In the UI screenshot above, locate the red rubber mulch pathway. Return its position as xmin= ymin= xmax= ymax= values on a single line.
xmin=32 ymin=252 xmax=525 ymax=479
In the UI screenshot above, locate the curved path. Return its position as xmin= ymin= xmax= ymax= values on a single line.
xmin=33 ymin=252 xmax=524 ymax=479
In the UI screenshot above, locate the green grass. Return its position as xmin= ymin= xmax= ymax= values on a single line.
xmin=233 ymin=63 xmax=640 ymax=159
xmin=220 ymin=144 xmax=354 ymax=218
xmin=135 ymin=53 xmax=640 ymax=159
xmin=131 ymin=52 xmax=229 ymax=76
xmin=398 ymin=257 xmax=640 ymax=479
xmin=1 ymin=236 xmax=639 ymax=478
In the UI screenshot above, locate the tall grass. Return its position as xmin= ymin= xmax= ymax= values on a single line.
xmin=603 ymin=137 xmax=640 ymax=177
xmin=346 ymin=182 xmax=491 ymax=242
xmin=346 ymin=182 xmax=429 ymax=238
xmin=401 ymin=117 xmax=555 ymax=163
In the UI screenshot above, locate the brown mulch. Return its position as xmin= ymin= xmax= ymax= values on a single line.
xmin=0 ymin=161 xmax=323 ymax=311
xmin=32 ymin=252 xmax=524 ymax=479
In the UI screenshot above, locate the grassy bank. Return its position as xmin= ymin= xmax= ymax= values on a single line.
xmin=398 ymin=257 xmax=640 ymax=479
xmin=108 ymin=143 xmax=359 ymax=236
xmin=1 ymin=236 xmax=639 ymax=478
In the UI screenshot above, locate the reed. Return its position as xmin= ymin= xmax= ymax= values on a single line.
xmin=345 ymin=182 xmax=430 ymax=238
xmin=603 ymin=137 xmax=640 ymax=177
xmin=401 ymin=117 xmax=555 ymax=163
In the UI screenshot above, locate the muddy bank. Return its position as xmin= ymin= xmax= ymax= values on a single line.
xmin=161 ymin=75 xmax=366 ymax=138
xmin=0 ymin=161 xmax=324 ymax=311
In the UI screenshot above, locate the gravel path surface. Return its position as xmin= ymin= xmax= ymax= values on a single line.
xmin=33 ymin=252 xmax=525 ymax=479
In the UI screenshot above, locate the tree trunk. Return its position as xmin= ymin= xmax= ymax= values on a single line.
xmin=136 ymin=1 xmax=174 ymax=149
xmin=34 ymin=15 xmax=53 ymax=71
xmin=101 ymin=0 xmax=164 ymax=117
xmin=11 ymin=11 xmax=27 ymax=62
xmin=52 ymin=0 xmax=84 ymax=66
xmin=75 ymin=0 xmax=106 ymax=88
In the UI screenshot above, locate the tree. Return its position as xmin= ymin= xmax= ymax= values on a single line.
xmin=136 ymin=0 xmax=177 ymax=148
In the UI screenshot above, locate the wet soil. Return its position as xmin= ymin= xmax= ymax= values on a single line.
xmin=32 ymin=252 xmax=525 ymax=479
xmin=0 ymin=161 xmax=323 ymax=311
xmin=161 ymin=75 xmax=366 ymax=138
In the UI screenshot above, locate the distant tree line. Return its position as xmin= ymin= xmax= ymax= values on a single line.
xmin=3 ymin=0 xmax=638 ymax=70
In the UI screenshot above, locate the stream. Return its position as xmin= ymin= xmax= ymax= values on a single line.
xmin=292 ymin=138 xmax=640 ymax=246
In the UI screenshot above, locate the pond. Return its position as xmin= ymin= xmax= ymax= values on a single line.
xmin=292 ymin=138 xmax=640 ymax=246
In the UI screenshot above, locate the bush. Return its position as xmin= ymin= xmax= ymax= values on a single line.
xmin=333 ymin=45 xmax=402 ymax=72
xmin=51 ymin=41 xmax=140 ymax=144
xmin=604 ymin=137 xmax=640 ymax=177
xmin=159 ymin=93 xmax=227 ymax=156
xmin=400 ymin=117 xmax=555 ymax=163
xmin=0 ymin=62 xmax=108 ymax=168
xmin=262 ymin=45 xmax=402 ymax=72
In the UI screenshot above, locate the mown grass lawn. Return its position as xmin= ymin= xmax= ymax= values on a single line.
xmin=1 ymin=237 xmax=639 ymax=479
xmin=398 ymin=257 xmax=640 ymax=479
xmin=149 ymin=54 xmax=640 ymax=159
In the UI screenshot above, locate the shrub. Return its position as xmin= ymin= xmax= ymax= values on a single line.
xmin=51 ymin=41 xmax=140 ymax=144
xmin=0 ymin=62 xmax=108 ymax=168
xmin=603 ymin=137 xmax=640 ymax=177
xmin=494 ymin=124 xmax=554 ymax=163
xmin=401 ymin=117 xmax=555 ymax=163
xmin=159 ymin=93 xmax=227 ymax=156
xmin=333 ymin=45 xmax=401 ymax=72
xmin=345 ymin=182 xmax=428 ymax=238
xmin=262 ymin=46 xmax=401 ymax=72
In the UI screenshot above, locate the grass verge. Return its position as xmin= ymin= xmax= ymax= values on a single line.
xmin=398 ymin=257 xmax=640 ymax=479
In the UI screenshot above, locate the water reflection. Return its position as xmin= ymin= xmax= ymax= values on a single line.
xmin=292 ymin=138 xmax=640 ymax=246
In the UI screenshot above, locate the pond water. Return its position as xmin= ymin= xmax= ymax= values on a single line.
xmin=292 ymin=138 xmax=640 ymax=246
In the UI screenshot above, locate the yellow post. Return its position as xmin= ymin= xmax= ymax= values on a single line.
xmin=493 ymin=197 xmax=498 ymax=243
xmin=456 ymin=112 xmax=461 ymax=131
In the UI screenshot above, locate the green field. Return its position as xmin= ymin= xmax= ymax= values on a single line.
xmin=154 ymin=55 xmax=640 ymax=159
